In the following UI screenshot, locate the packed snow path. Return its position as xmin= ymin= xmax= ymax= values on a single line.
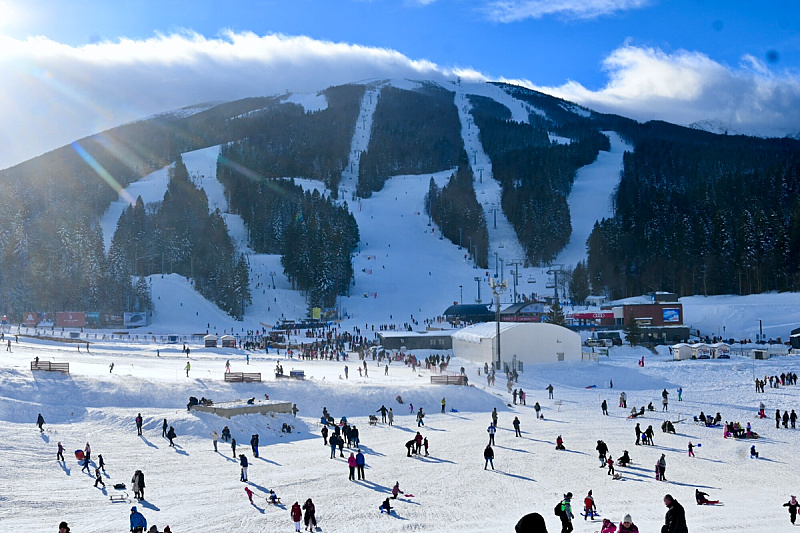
xmin=339 ymin=83 xmax=383 ymax=198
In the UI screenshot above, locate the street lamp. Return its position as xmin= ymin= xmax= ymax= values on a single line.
xmin=490 ymin=278 xmax=508 ymax=371
xmin=474 ymin=276 xmax=482 ymax=303
xmin=459 ymin=285 xmax=463 ymax=303
xmin=269 ymin=271 xmax=277 ymax=290
xmin=490 ymin=207 xmax=498 ymax=229
xmin=494 ymin=252 xmax=499 ymax=278
xmin=458 ymin=228 xmax=463 ymax=250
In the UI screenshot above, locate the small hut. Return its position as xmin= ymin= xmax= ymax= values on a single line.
xmin=204 ymin=334 xmax=218 ymax=348
xmin=671 ymin=343 xmax=693 ymax=361
xmin=221 ymin=335 xmax=236 ymax=348
xmin=691 ymin=343 xmax=712 ymax=359
xmin=710 ymin=342 xmax=731 ymax=359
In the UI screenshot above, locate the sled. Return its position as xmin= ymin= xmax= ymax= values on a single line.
xmin=74 ymin=450 xmax=85 ymax=461
xmin=404 ymin=494 xmax=414 ymax=498
xmin=368 ymin=415 xmax=378 ymax=426
xmin=267 ymin=498 xmax=282 ymax=505
xmin=113 ymin=483 xmax=126 ymax=490
xmin=450 ymin=408 xmax=459 ymax=413
xmin=612 ymin=473 xmax=622 ymax=480
xmin=109 ymin=492 xmax=129 ymax=503
xmin=697 ymin=501 xmax=721 ymax=506
xmin=580 ymin=512 xmax=601 ymax=517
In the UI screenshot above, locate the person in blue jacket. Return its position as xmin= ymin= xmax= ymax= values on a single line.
xmin=355 ymin=449 xmax=366 ymax=480
xmin=129 ymin=506 xmax=147 ymax=532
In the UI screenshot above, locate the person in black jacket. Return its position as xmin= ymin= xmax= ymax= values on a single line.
xmin=484 ymin=444 xmax=494 ymax=470
xmin=662 ymin=494 xmax=688 ymax=533
xmin=784 ymin=495 xmax=800 ymax=524
xmin=166 ymin=426 xmax=176 ymax=447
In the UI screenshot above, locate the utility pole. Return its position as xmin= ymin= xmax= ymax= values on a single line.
xmin=474 ymin=276 xmax=482 ymax=303
xmin=490 ymin=278 xmax=508 ymax=371
xmin=507 ymin=260 xmax=522 ymax=303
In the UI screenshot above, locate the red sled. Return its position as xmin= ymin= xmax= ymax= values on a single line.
xmin=75 ymin=450 xmax=85 ymax=460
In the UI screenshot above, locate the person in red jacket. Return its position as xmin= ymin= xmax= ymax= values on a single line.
xmin=348 ymin=452 xmax=357 ymax=481
xmin=291 ymin=502 xmax=303 ymax=532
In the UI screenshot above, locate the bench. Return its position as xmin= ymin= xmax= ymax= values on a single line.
xmin=224 ymin=372 xmax=262 ymax=383
xmin=430 ymin=375 xmax=467 ymax=385
xmin=31 ymin=361 xmax=70 ymax=373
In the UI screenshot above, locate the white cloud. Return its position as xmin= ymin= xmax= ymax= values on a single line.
xmin=518 ymin=45 xmax=800 ymax=137
xmin=0 ymin=30 xmax=485 ymax=170
xmin=486 ymin=0 xmax=650 ymax=23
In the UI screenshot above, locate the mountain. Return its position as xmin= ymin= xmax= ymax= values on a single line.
xmin=2 ymin=79 xmax=800 ymax=324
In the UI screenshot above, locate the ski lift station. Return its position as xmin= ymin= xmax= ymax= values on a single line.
xmin=451 ymin=322 xmax=582 ymax=366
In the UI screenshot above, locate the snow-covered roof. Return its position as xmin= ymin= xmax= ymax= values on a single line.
xmin=451 ymin=322 xmax=520 ymax=344
xmin=378 ymin=330 xmax=455 ymax=339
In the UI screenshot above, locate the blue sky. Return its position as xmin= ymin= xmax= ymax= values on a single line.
xmin=1 ymin=0 xmax=799 ymax=168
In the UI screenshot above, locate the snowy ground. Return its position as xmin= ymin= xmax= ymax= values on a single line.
xmin=4 ymin=331 xmax=800 ymax=531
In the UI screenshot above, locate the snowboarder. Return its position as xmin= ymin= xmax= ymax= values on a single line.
xmin=513 ymin=416 xmax=521 ymax=437
xmin=584 ymin=490 xmax=597 ymax=520
xmin=57 ymin=441 xmax=64 ymax=461
xmin=784 ymin=495 xmax=800 ymax=525
xmin=488 ymin=422 xmax=497 ymax=445
xmin=130 ymin=506 xmax=147 ymax=533
xmin=302 ymin=498 xmax=317 ymax=531
xmin=484 ymin=444 xmax=494 ymax=470
xmin=167 ymin=426 xmax=176 ymax=447
xmin=135 ymin=413 xmax=143 ymax=436
xmin=291 ymin=502 xmax=303 ymax=532
xmin=239 ymin=454 xmax=248 ymax=482
xmin=662 ymin=494 xmax=688 ymax=533
xmin=36 ymin=413 xmax=45 ymax=432
xmin=547 ymin=384 xmax=554 ymax=399
xmin=211 ymin=430 xmax=219 ymax=452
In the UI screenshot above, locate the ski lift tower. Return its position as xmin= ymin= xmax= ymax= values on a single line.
xmin=546 ymin=265 xmax=564 ymax=303
xmin=490 ymin=277 xmax=508 ymax=370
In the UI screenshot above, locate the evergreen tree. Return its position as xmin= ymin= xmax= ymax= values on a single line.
xmin=569 ymin=261 xmax=590 ymax=305
xmin=546 ymin=300 xmax=566 ymax=327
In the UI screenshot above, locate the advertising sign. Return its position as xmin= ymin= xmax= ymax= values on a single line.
xmin=23 ymin=312 xmax=38 ymax=327
xmin=85 ymin=312 xmax=100 ymax=327
xmin=124 ymin=312 xmax=149 ymax=328
xmin=57 ymin=312 xmax=86 ymax=328
xmin=662 ymin=308 xmax=681 ymax=323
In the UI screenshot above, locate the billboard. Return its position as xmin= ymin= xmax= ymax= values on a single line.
xmin=662 ymin=308 xmax=681 ymax=323
xmin=124 ymin=312 xmax=150 ymax=328
xmin=57 ymin=312 xmax=86 ymax=328
xmin=23 ymin=312 xmax=38 ymax=327
xmin=85 ymin=312 xmax=101 ymax=327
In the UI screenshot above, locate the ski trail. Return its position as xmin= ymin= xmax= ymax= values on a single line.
xmin=452 ymin=81 xmax=527 ymax=280
xmin=339 ymin=82 xmax=383 ymax=199
xmin=554 ymin=132 xmax=631 ymax=269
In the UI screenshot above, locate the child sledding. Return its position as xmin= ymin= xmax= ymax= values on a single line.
xmin=695 ymin=489 xmax=721 ymax=505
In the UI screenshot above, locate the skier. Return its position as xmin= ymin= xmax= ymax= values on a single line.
xmin=135 ymin=413 xmax=143 ymax=436
xmin=784 ymin=495 xmax=800 ymax=525
xmin=557 ymin=492 xmax=574 ymax=533
xmin=484 ymin=444 xmax=494 ymax=470
xmin=584 ymin=490 xmax=597 ymax=520
xmin=377 ymin=405 xmax=388 ymax=423
xmin=184 ymin=361 xmax=190 ymax=377
xmin=356 ymin=449 xmax=366 ymax=480
xmin=211 ymin=430 xmax=219 ymax=452
xmin=302 ymin=498 xmax=317 ymax=531
xmin=167 ymin=426 xmax=176 ymax=447
xmin=547 ymin=384 xmax=554 ymax=399
xmin=37 ymin=413 xmax=45 ymax=433
xmin=601 ymin=399 xmax=608 ymax=415
xmin=57 ymin=441 xmax=65 ymax=461
xmin=239 ymin=454 xmax=248 ymax=482
xmin=129 ymin=506 xmax=147 ymax=533
xmin=488 ymin=422 xmax=497 ymax=445
xmin=513 ymin=416 xmax=521 ymax=437
xmin=291 ymin=502 xmax=303 ymax=532
xmin=662 ymin=494 xmax=688 ymax=533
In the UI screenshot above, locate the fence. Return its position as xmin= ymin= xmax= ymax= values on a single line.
xmin=31 ymin=361 xmax=69 ymax=373
xmin=223 ymin=372 xmax=262 ymax=383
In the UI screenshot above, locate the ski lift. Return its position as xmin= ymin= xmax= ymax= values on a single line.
xmin=527 ymin=276 xmax=536 ymax=283
xmin=498 ymin=243 xmax=505 ymax=248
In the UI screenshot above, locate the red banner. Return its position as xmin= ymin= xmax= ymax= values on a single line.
xmin=57 ymin=312 xmax=86 ymax=328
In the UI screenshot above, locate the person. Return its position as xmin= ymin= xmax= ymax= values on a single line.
xmin=387 ymin=408 xmax=394 ymax=426
xmin=225 ymin=359 xmax=231 ymax=373
xmin=618 ymin=450 xmax=631 ymax=467
xmin=556 ymin=435 xmax=565 ymax=450
xmin=321 ymin=425 xmax=329 ymax=445
xmin=784 ymin=495 xmax=800 ymax=525
xmin=130 ymin=506 xmax=147 ymax=533
xmin=405 ymin=438 xmax=415 ymax=457
xmin=57 ymin=441 xmax=64 ymax=461
xmin=658 ymin=454 xmax=667 ymax=481
xmin=231 ymin=437 xmax=237 ymax=457
xmin=221 ymin=426 xmax=231 ymax=442
xmin=380 ymin=497 xmax=393 ymax=513
xmin=423 ymin=437 xmax=429 ymax=456
xmin=677 ymin=387 xmax=682 ymax=401
xmin=513 ymin=416 xmax=522 ymax=437
xmin=267 ymin=489 xmax=280 ymax=504
xmin=344 ymin=365 xmax=349 ymax=379
xmin=239 ymin=454 xmax=249 ymax=481
xmin=619 ymin=392 xmax=627 ymax=408
xmin=515 ymin=513 xmax=548 ymax=533
xmin=750 ymin=445 xmax=758 ymax=459
xmin=441 ymin=397 xmax=446 ymax=413
xmin=547 ymin=384 xmax=554 ymax=399
xmin=695 ymin=489 xmax=719 ymax=505
xmin=601 ymin=518 xmax=617 ymax=533
xmin=291 ymin=502 xmax=303 ymax=532
xmin=416 ymin=407 xmax=425 ymax=427
xmin=596 ymin=440 xmax=608 ymax=467
xmin=292 ymin=403 xmax=299 ymax=417
xmin=377 ymin=405 xmax=388 ymax=423
xmin=348 ymin=452 xmax=356 ymax=481
xmin=167 ymin=426 xmax=176 ymax=447
xmin=688 ymin=442 xmax=694 ymax=457
xmin=607 ymin=455 xmax=615 ymax=476
xmin=211 ymin=430 xmax=219 ymax=452
xmin=162 ymin=419 xmax=167 ymax=438
xmin=484 ymin=444 xmax=494 ymax=470
xmin=558 ymin=492 xmax=574 ymax=533
xmin=492 ymin=407 xmax=498 ymax=426
xmin=110 ymin=362 xmax=114 ymax=373
xmin=534 ymin=402 xmax=542 ymax=419
xmin=132 ymin=470 xmax=145 ymax=500
xmin=302 ymin=498 xmax=317 ymax=531
xmin=584 ymin=490 xmax=596 ymax=520
xmin=94 ymin=466 xmax=105 ymax=488
xmin=488 ymin=422 xmax=497 ymax=445
xmin=392 ymin=481 xmax=402 ymax=499
xmin=98 ymin=454 xmax=106 ymax=473
xmin=662 ymin=494 xmax=688 ymax=533
xmin=618 ymin=514 xmax=639 ymax=533
xmin=251 ymin=434 xmax=259 ymax=458
xmin=184 ymin=361 xmax=190 ymax=377
xmin=601 ymin=399 xmax=608 ymax=415
xmin=244 ymin=486 xmax=254 ymax=504
xmin=59 ymin=521 xmax=71 ymax=533
xmin=135 ymin=413 xmax=143 ymax=436
xmin=37 ymin=413 xmax=45 ymax=433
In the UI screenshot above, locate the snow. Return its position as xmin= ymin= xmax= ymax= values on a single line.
xmin=285 ymin=92 xmax=328 ymax=113
xmin=553 ymin=132 xmax=630 ymax=269
xmin=339 ymin=83 xmax=383 ymax=195
xmin=548 ymin=133 xmax=572 ymax=145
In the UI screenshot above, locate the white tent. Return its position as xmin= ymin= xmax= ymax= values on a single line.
xmin=451 ymin=322 xmax=581 ymax=366
xmin=672 ymin=343 xmax=693 ymax=361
